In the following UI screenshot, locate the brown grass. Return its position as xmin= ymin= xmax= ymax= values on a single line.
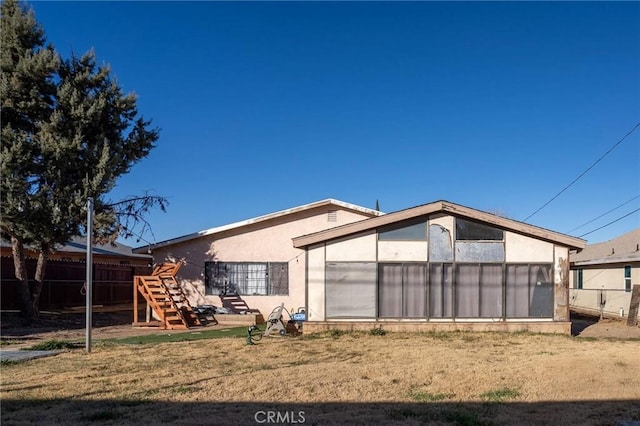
xmin=2 ymin=331 xmax=639 ymax=425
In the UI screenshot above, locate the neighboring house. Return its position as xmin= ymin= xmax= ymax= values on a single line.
xmin=1 ymin=237 xmax=152 ymax=310
xmin=569 ymin=228 xmax=640 ymax=319
xmin=292 ymin=200 xmax=586 ymax=335
xmin=134 ymin=199 xmax=382 ymax=317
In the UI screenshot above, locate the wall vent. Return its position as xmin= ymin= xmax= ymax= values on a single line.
xmin=327 ymin=210 xmax=337 ymax=222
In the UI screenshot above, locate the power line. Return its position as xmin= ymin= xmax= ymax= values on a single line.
xmin=578 ymin=208 xmax=640 ymax=238
xmin=524 ymin=122 xmax=640 ymax=222
xmin=567 ymin=195 xmax=640 ymax=233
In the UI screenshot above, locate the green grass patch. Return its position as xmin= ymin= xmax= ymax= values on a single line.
xmin=23 ymin=340 xmax=81 ymax=351
xmin=370 ymin=326 xmax=386 ymax=336
xmin=172 ymin=386 xmax=199 ymax=394
xmin=408 ymin=389 xmax=455 ymax=402
xmin=99 ymin=326 xmax=247 ymax=345
xmin=479 ymin=388 xmax=520 ymax=402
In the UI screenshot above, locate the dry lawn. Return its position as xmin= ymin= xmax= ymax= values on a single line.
xmin=2 ymin=330 xmax=639 ymax=425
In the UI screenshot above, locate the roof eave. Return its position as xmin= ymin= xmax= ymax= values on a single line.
xmin=293 ymin=200 xmax=586 ymax=249
xmin=136 ymin=198 xmax=383 ymax=252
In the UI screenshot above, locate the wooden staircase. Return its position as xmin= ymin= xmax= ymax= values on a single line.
xmin=133 ymin=262 xmax=202 ymax=329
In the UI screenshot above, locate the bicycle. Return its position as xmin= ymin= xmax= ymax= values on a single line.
xmin=246 ymin=325 xmax=263 ymax=345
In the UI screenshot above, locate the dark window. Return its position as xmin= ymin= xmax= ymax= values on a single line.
xmin=429 ymin=263 xmax=453 ymax=318
xmin=624 ymin=266 xmax=631 ymax=292
xmin=204 ymin=262 xmax=288 ymax=296
xmin=506 ymin=264 xmax=553 ymax=318
xmin=378 ymin=263 xmax=427 ymax=318
xmin=454 ymin=264 xmax=503 ymax=318
xmin=577 ymin=269 xmax=583 ymax=290
xmin=379 ymin=221 xmax=427 ymax=241
xmin=456 ymin=218 xmax=503 ymax=241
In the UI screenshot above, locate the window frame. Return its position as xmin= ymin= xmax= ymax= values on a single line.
xmin=624 ymin=265 xmax=631 ymax=292
xmin=204 ymin=261 xmax=289 ymax=296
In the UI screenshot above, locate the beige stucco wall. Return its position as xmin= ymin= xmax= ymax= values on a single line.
xmin=505 ymin=232 xmax=554 ymax=263
xmin=378 ymin=241 xmax=429 ymax=262
xmin=307 ymin=244 xmax=325 ymax=321
xmin=570 ymin=263 xmax=639 ymax=290
xmin=553 ymin=245 xmax=570 ymax=321
xmin=149 ymin=207 xmax=373 ymax=317
xmin=325 ymin=232 xmax=377 ymax=261
xmin=569 ymin=262 xmax=639 ymax=318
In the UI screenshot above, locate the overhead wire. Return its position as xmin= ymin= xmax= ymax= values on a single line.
xmin=567 ymin=194 xmax=640 ymax=234
xmin=578 ymin=208 xmax=640 ymax=238
xmin=523 ymin=122 xmax=640 ymax=222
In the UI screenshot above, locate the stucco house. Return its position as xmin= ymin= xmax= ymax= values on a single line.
xmin=292 ymin=200 xmax=586 ymax=334
xmin=569 ymin=228 xmax=640 ymax=319
xmin=134 ymin=199 xmax=381 ymax=317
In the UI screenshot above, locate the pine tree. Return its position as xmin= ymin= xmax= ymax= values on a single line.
xmin=1 ymin=0 xmax=164 ymax=320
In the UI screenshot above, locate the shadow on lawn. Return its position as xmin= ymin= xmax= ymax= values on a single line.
xmin=2 ymin=399 xmax=639 ymax=425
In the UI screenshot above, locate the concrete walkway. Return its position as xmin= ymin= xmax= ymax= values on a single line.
xmin=1 ymin=350 xmax=62 ymax=362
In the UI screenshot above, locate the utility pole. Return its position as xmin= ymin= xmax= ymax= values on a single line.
xmin=86 ymin=197 xmax=94 ymax=353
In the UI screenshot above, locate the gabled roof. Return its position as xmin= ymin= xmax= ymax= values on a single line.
xmin=0 ymin=236 xmax=151 ymax=260
xmin=571 ymin=228 xmax=640 ymax=266
xmin=137 ymin=199 xmax=382 ymax=252
xmin=292 ymin=200 xmax=586 ymax=249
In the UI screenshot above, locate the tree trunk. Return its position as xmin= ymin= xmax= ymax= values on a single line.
xmin=31 ymin=247 xmax=49 ymax=318
xmin=11 ymin=236 xmax=36 ymax=321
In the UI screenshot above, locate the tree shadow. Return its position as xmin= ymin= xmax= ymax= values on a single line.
xmin=570 ymin=311 xmax=599 ymax=336
xmin=1 ymin=399 xmax=639 ymax=425
xmin=0 ymin=310 xmax=137 ymax=337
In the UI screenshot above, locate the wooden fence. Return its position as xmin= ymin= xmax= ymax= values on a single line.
xmin=1 ymin=257 xmax=151 ymax=310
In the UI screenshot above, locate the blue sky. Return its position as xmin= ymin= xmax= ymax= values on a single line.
xmin=31 ymin=1 xmax=639 ymax=246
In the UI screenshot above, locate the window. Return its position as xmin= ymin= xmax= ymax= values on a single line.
xmin=455 ymin=264 xmax=503 ymax=318
xmin=326 ymin=262 xmax=377 ymax=318
xmin=456 ymin=218 xmax=503 ymax=241
xmin=429 ymin=263 xmax=453 ymax=317
xmin=204 ymin=262 xmax=288 ymax=296
xmin=379 ymin=221 xmax=427 ymax=241
xmin=378 ymin=263 xmax=427 ymax=318
xmin=576 ymin=269 xmax=583 ymax=290
xmin=625 ymin=266 xmax=631 ymax=292
xmin=506 ymin=264 xmax=553 ymax=318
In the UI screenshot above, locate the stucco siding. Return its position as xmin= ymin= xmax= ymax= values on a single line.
xmin=148 ymin=206 xmax=374 ymax=317
xmin=325 ymin=232 xmax=377 ymax=261
xmin=378 ymin=241 xmax=429 ymax=262
xmin=505 ymin=232 xmax=554 ymax=263
xmin=307 ymin=245 xmax=326 ymax=321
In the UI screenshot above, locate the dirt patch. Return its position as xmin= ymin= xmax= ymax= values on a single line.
xmin=2 ymin=330 xmax=639 ymax=425
xmin=3 ymin=310 xmax=639 ymax=345
xmin=0 ymin=310 xmax=218 ymax=347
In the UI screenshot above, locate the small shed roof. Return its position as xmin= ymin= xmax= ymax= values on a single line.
xmin=0 ymin=236 xmax=151 ymax=261
xmin=292 ymin=200 xmax=586 ymax=249
xmin=136 ymin=198 xmax=382 ymax=252
xmin=571 ymin=228 xmax=640 ymax=266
